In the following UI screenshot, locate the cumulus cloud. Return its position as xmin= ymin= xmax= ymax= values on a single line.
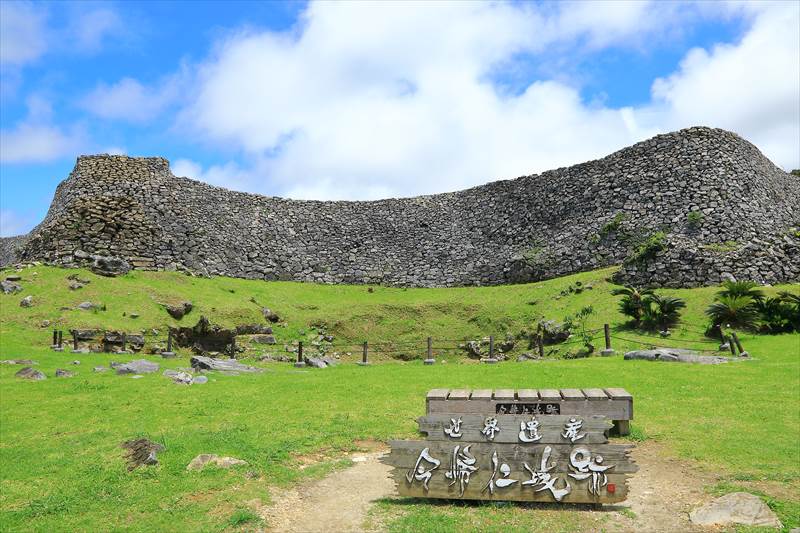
xmin=82 ymin=76 xmax=180 ymax=122
xmin=647 ymin=2 xmax=800 ymax=169
xmin=170 ymin=1 xmax=798 ymax=201
xmin=0 ymin=2 xmax=48 ymax=67
xmin=0 ymin=96 xmax=85 ymax=163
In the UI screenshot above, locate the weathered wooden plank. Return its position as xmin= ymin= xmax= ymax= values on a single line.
xmin=582 ymin=388 xmax=609 ymax=401
xmin=427 ymin=389 xmax=450 ymax=400
xmin=388 ymin=469 xmax=632 ymax=504
xmin=538 ymin=389 xmax=561 ymax=401
xmin=417 ymin=414 xmax=611 ymax=444
xmin=448 ymin=389 xmax=471 ymax=400
xmin=605 ymin=388 xmax=632 ymax=399
xmin=427 ymin=399 xmax=631 ymax=419
xmin=493 ymin=389 xmax=515 ymax=400
xmin=383 ymin=441 xmax=637 ymax=474
xmin=517 ymin=389 xmax=539 ymax=401
xmin=560 ymin=388 xmax=585 ymax=400
xmin=470 ymin=389 xmax=492 ymax=400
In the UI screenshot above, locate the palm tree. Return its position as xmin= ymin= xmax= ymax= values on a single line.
xmin=612 ymin=285 xmax=654 ymax=325
xmin=717 ymin=280 xmax=765 ymax=302
xmin=755 ymin=297 xmax=792 ymax=333
xmin=642 ymin=294 xmax=686 ymax=330
xmin=705 ymin=295 xmax=759 ymax=329
xmin=778 ymin=291 xmax=800 ymax=331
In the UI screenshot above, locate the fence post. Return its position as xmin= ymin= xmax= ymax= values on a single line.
xmin=727 ymin=335 xmax=736 ymax=355
xmin=424 ymin=337 xmax=435 ymax=365
xmin=358 ymin=341 xmax=369 ymax=366
xmin=537 ymin=334 xmax=544 ymax=359
xmin=72 ymin=331 xmax=78 ymax=351
xmin=731 ymin=332 xmax=748 ymax=357
xmin=121 ymin=333 xmax=127 ymax=352
xmin=167 ymin=329 xmax=173 ymax=352
xmin=57 ymin=330 xmax=63 ymax=348
xmin=489 ymin=336 xmax=494 ymax=358
xmin=52 ymin=329 xmax=58 ymax=347
xmin=295 ymin=341 xmax=305 ymax=367
xmin=601 ymin=324 xmax=614 ymax=356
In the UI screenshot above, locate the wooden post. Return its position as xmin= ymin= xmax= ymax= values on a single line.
xmin=298 ymin=341 xmax=303 ymax=362
xmin=166 ymin=329 xmax=173 ymax=352
xmin=731 ymin=332 xmax=747 ymax=356
xmin=121 ymin=333 xmax=126 ymax=352
xmin=728 ymin=335 xmax=736 ymax=355
xmin=427 ymin=337 xmax=432 ymax=360
xmin=72 ymin=331 xmax=78 ymax=350
xmin=601 ymin=324 xmax=613 ymax=356
xmin=52 ymin=329 xmax=58 ymax=346
xmin=362 ymin=341 xmax=368 ymax=364
xmin=57 ymin=330 xmax=63 ymax=348
xmin=537 ymin=334 xmax=544 ymax=358
xmin=716 ymin=324 xmax=725 ymax=344
xmin=489 ymin=336 xmax=494 ymax=358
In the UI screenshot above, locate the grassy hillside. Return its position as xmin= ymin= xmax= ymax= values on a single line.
xmin=1 ymin=265 xmax=798 ymax=532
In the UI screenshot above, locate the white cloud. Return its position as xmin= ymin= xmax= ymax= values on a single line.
xmin=82 ymin=76 xmax=179 ymax=122
xmin=102 ymin=146 xmax=126 ymax=155
xmin=173 ymin=1 xmax=798 ymax=201
xmin=0 ymin=96 xmax=85 ymax=163
xmin=0 ymin=2 xmax=48 ymax=66
xmin=67 ymin=7 xmax=123 ymax=53
xmin=647 ymin=2 xmax=800 ymax=169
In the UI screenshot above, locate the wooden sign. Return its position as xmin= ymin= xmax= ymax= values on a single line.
xmin=382 ymin=391 xmax=638 ymax=504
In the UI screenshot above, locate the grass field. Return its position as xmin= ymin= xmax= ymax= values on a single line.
xmin=1 ymin=265 xmax=798 ymax=532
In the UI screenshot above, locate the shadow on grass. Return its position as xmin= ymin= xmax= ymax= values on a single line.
xmin=375 ymin=496 xmax=626 ymax=514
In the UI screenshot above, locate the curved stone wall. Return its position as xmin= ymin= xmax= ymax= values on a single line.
xmin=3 ymin=126 xmax=799 ymax=287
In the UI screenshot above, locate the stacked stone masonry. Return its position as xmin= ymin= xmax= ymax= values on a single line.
xmin=1 ymin=127 xmax=798 ymax=288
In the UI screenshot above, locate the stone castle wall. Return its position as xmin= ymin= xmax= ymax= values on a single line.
xmin=3 ymin=127 xmax=799 ymax=287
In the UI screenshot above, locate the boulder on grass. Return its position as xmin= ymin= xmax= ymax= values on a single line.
xmin=690 ymin=492 xmax=782 ymax=529
xmin=165 ymin=301 xmax=193 ymax=320
xmin=190 ymin=355 xmax=261 ymax=373
xmin=19 ymin=295 xmax=33 ymax=307
xmin=15 ymin=367 xmax=45 ymax=380
xmin=115 ymin=359 xmax=160 ymax=375
xmin=186 ymin=454 xmax=247 ymax=471
xmin=1 ymin=280 xmax=22 ymax=294
xmin=90 ymin=255 xmax=131 ymax=277
xmin=55 ymin=369 xmax=75 ymax=378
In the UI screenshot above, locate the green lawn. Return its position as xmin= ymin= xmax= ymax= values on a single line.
xmin=1 ymin=265 xmax=798 ymax=531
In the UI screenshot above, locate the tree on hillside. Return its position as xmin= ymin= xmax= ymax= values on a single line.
xmin=717 ymin=280 xmax=765 ymax=302
xmin=705 ymin=295 xmax=759 ymax=329
xmin=642 ymin=294 xmax=686 ymax=330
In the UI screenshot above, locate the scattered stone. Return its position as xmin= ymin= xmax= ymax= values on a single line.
xmin=192 ymin=375 xmax=208 ymax=384
xmin=262 ymin=307 xmax=280 ymax=323
xmin=40 ymin=320 xmax=50 ymax=328
xmin=93 ymin=366 xmax=107 ymax=372
xmin=186 ymin=454 xmax=247 ymax=471
xmin=320 ymin=356 xmax=339 ymax=367
xmin=19 ymin=295 xmax=33 ymax=307
xmin=235 ymin=324 xmax=273 ymax=335
xmin=689 ymin=492 xmax=782 ymax=528
xmin=462 ymin=341 xmax=482 ymax=358
xmin=70 ymin=348 xmax=90 ymax=354
xmin=15 ymin=367 xmax=46 ymax=380
xmin=516 ymin=353 xmax=540 ymax=362
xmin=1 ymin=359 xmax=35 ymax=365
xmin=5 ymin=274 xmax=21 ymax=282
xmin=71 ymin=329 xmax=99 ymax=340
xmin=252 ymin=334 xmax=276 ymax=344
xmin=304 ymin=357 xmax=327 ymax=369
xmin=171 ymin=316 xmax=234 ymax=353
xmin=164 ymin=301 xmax=193 ymax=319
xmin=91 ymin=255 xmax=131 ymax=277
xmin=77 ymin=301 xmax=103 ymax=311
xmin=130 ymin=312 xmax=139 ymax=319
xmin=163 ymin=369 xmax=193 ymax=385
xmin=1 ymin=280 xmax=22 ymax=294
xmin=68 ymin=281 xmax=85 ymax=290
xmin=537 ymin=319 xmax=571 ymax=344
xmin=115 ymin=359 xmax=160 ymax=375
xmin=161 ymin=351 xmax=176 ymax=358
xmin=71 ymin=360 xmax=80 ymax=365
xmin=624 ymin=348 xmax=739 ymax=364
xmin=423 ymin=358 xmax=436 ymax=365
xmin=481 ymin=357 xmax=499 ymax=364
xmin=55 ymin=369 xmax=75 ymax=378
xmin=121 ymin=438 xmax=165 ymax=470
xmin=190 ymin=355 xmax=261 ymax=373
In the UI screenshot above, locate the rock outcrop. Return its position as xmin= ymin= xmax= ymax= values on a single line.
xmin=2 ymin=127 xmax=798 ymax=287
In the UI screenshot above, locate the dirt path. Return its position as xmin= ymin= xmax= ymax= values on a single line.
xmin=259 ymin=449 xmax=394 ymax=532
xmin=606 ymin=441 xmax=719 ymax=532
xmin=258 ymin=441 xmax=717 ymax=532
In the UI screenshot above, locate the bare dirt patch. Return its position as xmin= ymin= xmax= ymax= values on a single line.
xmin=606 ymin=440 xmax=721 ymax=532
xmin=259 ymin=447 xmax=393 ymax=532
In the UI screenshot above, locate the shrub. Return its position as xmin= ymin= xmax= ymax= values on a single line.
xmin=705 ymin=295 xmax=759 ymax=329
xmin=686 ymin=211 xmax=704 ymax=228
xmin=718 ymin=280 xmax=765 ymax=302
xmin=563 ymin=305 xmax=595 ymax=353
xmin=641 ymin=294 xmax=686 ymax=330
xmin=599 ymin=212 xmax=626 ymax=238
xmin=626 ymin=231 xmax=667 ymax=264
xmin=755 ymin=297 xmax=794 ymax=333
xmin=612 ymin=285 xmax=654 ymax=326
xmin=777 ymin=291 xmax=800 ymax=331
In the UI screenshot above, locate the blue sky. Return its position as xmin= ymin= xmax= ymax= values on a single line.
xmin=1 ymin=0 xmax=798 ymax=237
